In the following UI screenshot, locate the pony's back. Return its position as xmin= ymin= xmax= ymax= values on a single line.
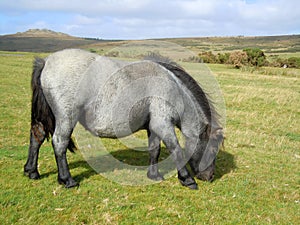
xmin=40 ymin=49 xmax=127 ymax=116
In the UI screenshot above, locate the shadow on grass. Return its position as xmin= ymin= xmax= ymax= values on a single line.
xmin=40 ymin=160 xmax=98 ymax=183
xmin=109 ymin=147 xmax=170 ymax=166
xmin=41 ymin=148 xmax=235 ymax=184
xmin=109 ymin=148 xmax=236 ymax=180
xmin=214 ymin=150 xmax=236 ymax=180
xmin=70 ymin=160 xmax=98 ymax=182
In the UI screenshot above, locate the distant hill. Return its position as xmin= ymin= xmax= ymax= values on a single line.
xmin=0 ymin=29 xmax=120 ymax=52
xmin=0 ymin=29 xmax=299 ymax=54
xmin=11 ymin=29 xmax=73 ymax=38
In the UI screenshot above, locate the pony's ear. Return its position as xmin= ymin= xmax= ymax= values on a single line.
xmin=199 ymin=128 xmax=224 ymax=171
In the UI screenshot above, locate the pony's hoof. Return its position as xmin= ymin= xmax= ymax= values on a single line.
xmin=24 ymin=170 xmax=40 ymax=179
xmin=58 ymin=177 xmax=79 ymax=188
xmin=65 ymin=180 xmax=79 ymax=188
xmin=29 ymin=172 xmax=41 ymax=180
xmin=179 ymin=177 xmax=198 ymax=190
xmin=187 ymin=183 xmax=198 ymax=190
xmin=147 ymin=171 xmax=164 ymax=181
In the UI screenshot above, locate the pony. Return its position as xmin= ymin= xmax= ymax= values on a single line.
xmin=24 ymin=49 xmax=223 ymax=190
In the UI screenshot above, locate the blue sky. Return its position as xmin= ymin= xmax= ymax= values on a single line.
xmin=0 ymin=0 xmax=299 ymax=39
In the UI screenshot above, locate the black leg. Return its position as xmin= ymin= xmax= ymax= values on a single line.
xmin=163 ymin=131 xmax=198 ymax=190
xmin=147 ymin=129 xmax=164 ymax=181
xmin=24 ymin=124 xmax=45 ymax=179
xmin=52 ymin=127 xmax=78 ymax=188
xmin=166 ymin=143 xmax=198 ymax=190
xmin=150 ymin=121 xmax=198 ymax=190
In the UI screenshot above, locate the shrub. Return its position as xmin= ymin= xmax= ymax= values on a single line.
xmin=89 ymin=48 xmax=97 ymax=53
xmin=287 ymin=57 xmax=300 ymax=68
xmin=217 ymin=52 xmax=230 ymax=64
xmin=196 ymin=48 xmax=299 ymax=70
xmin=269 ymin=56 xmax=300 ymax=68
xmin=243 ymin=48 xmax=267 ymax=67
xmin=198 ymin=51 xmax=217 ymax=63
xmin=228 ymin=51 xmax=248 ymax=69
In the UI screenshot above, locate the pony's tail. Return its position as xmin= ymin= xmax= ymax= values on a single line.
xmin=31 ymin=57 xmax=77 ymax=152
xmin=31 ymin=57 xmax=54 ymax=140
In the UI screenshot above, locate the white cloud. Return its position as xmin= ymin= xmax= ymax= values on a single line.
xmin=73 ymin=15 xmax=102 ymax=25
xmin=0 ymin=0 xmax=299 ymax=38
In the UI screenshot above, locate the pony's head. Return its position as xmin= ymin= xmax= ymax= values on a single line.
xmin=188 ymin=127 xmax=224 ymax=182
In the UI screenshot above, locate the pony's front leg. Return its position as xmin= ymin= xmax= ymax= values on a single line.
xmin=147 ymin=129 xmax=164 ymax=181
xmin=150 ymin=121 xmax=198 ymax=190
xmin=167 ymin=142 xmax=198 ymax=190
xmin=24 ymin=123 xmax=45 ymax=179
xmin=52 ymin=127 xmax=78 ymax=188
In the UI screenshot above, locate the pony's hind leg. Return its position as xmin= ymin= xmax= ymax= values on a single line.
xmin=149 ymin=119 xmax=198 ymax=190
xmin=24 ymin=123 xmax=45 ymax=179
xmin=52 ymin=121 xmax=78 ymax=188
xmin=147 ymin=129 xmax=164 ymax=181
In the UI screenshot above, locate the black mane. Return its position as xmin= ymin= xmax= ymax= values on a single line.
xmin=157 ymin=62 xmax=212 ymax=124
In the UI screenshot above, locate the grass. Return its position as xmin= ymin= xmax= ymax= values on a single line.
xmin=0 ymin=52 xmax=299 ymax=224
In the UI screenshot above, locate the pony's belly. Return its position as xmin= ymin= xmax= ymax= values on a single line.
xmin=81 ymin=113 xmax=138 ymax=138
xmin=83 ymin=99 xmax=150 ymax=138
xmin=94 ymin=119 xmax=139 ymax=138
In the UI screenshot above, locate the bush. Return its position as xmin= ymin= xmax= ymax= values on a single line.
xmin=217 ymin=52 xmax=230 ymax=64
xmin=89 ymin=48 xmax=97 ymax=53
xmin=196 ymin=48 xmax=299 ymax=70
xmin=269 ymin=56 xmax=300 ymax=68
xmin=287 ymin=57 xmax=300 ymax=68
xmin=198 ymin=51 xmax=217 ymax=63
xmin=243 ymin=48 xmax=267 ymax=67
xmin=228 ymin=51 xmax=248 ymax=69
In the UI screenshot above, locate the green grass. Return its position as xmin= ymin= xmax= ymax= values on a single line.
xmin=0 ymin=52 xmax=299 ymax=224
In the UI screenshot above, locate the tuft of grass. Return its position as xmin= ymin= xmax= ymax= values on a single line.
xmin=0 ymin=52 xmax=299 ymax=224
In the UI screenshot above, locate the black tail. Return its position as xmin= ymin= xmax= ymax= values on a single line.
xmin=31 ymin=57 xmax=54 ymax=140
xmin=31 ymin=57 xmax=77 ymax=152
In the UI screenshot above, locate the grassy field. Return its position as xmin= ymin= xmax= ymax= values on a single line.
xmin=0 ymin=51 xmax=299 ymax=224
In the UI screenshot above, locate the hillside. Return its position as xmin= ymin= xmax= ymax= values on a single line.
xmin=161 ymin=35 xmax=300 ymax=54
xmin=0 ymin=29 xmax=299 ymax=54
xmin=12 ymin=29 xmax=72 ymax=38
xmin=0 ymin=29 xmax=120 ymax=52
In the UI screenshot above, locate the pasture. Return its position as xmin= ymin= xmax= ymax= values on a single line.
xmin=0 ymin=51 xmax=299 ymax=224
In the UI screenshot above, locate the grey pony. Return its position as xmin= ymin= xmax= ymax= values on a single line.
xmin=24 ymin=49 xmax=223 ymax=190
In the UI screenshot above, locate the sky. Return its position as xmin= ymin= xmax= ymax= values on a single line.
xmin=0 ymin=0 xmax=299 ymax=39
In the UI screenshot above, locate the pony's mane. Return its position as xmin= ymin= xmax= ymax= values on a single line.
xmin=144 ymin=53 xmax=222 ymax=129
xmin=157 ymin=62 xmax=212 ymax=124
